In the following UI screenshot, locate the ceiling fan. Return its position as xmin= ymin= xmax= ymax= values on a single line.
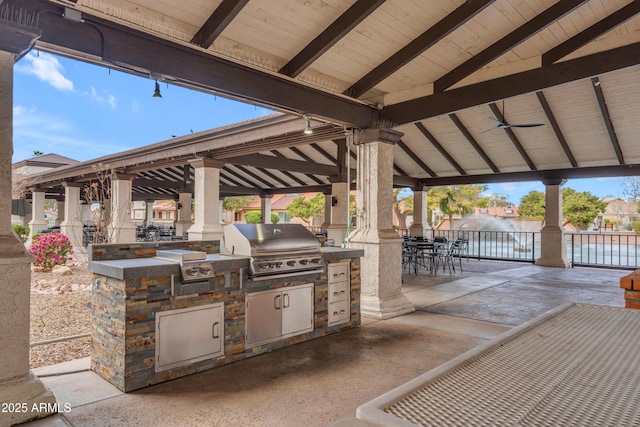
xmin=482 ymin=100 xmax=544 ymax=133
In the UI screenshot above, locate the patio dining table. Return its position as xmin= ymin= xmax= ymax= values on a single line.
xmin=403 ymin=240 xmax=448 ymax=275
xmin=357 ymin=303 xmax=640 ymax=426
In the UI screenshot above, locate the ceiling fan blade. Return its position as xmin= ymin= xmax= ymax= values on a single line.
xmin=506 ymin=123 xmax=544 ymax=128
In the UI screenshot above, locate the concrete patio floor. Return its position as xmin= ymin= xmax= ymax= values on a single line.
xmin=21 ymin=260 xmax=627 ymax=427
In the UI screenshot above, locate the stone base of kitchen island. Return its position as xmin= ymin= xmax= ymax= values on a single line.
xmin=89 ymin=241 xmax=362 ymax=392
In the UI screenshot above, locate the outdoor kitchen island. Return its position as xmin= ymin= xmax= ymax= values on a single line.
xmin=88 ymin=227 xmax=363 ymax=392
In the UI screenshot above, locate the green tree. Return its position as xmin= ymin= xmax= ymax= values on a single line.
xmin=485 ymin=193 xmax=511 ymax=207
xmin=428 ymin=185 xmax=488 ymax=224
xmin=392 ymin=188 xmax=413 ymax=229
xmin=245 ymin=210 xmax=279 ymax=224
xmin=223 ymin=196 xmax=255 ymax=212
xmin=622 ymin=177 xmax=640 ymax=203
xmin=518 ymin=191 xmax=546 ymax=218
xmin=562 ymin=187 xmax=606 ymax=229
xmin=286 ymin=193 xmax=325 ymax=224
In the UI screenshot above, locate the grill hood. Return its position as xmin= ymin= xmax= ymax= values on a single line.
xmin=223 ymin=224 xmax=320 ymax=257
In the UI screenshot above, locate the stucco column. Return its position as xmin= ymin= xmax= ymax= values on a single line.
xmin=535 ymin=179 xmax=569 ymax=268
xmin=327 ymin=180 xmax=350 ymax=247
xmin=321 ymin=193 xmax=332 ymax=232
xmin=108 ymin=172 xmax=136 ymax=243
xmin=54 ymin=199 xmax=64 ymax=226
xmin=60 ymin=182 xmax=84 ymax=255
xmin=260 ymin=195 xmax=272 ymax=224
xmin=409 ymin=186 xmax=429 ymax=237
xmin=187 ymin=158 xmax=224 ymax=241
xmin=174 ymin=192 xmax=193 ymax=236
xmin=347 ymin=129 xmax=414 ymax=319
xmin=144 ymin=199 xmax=155 ymax=227
xmin=27 ymin=188 xmax=48 ymax=242
xmin=0 ymin=29 xmax=56 ymax=426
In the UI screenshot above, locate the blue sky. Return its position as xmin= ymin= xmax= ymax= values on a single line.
xmin=13 ymin=51 xmax=628 ymax=204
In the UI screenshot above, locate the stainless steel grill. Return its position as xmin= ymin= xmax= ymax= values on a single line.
xmin=223 ymin=224 xmax=325 ymax=280
xmin=155 ymin=249 xmax=216 ymax=283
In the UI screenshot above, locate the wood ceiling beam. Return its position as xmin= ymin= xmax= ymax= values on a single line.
xmin=271 ymin=152 xmax=308 ymax=186
xmin=223 ymin=166 xmax=261 ymax=188
xmin=231 ymin=164 xmax=275 ymax=188
xmin=20 ymin=0 xmax=378 ymax=128
xmin=487 ymin=103 xmax=536 ymax=170
xmin=542 ymin=1 xmax=640 ymax=66
xmin=254 ymin=167 xmax=290 ymax=188
xmin=591 ymin=77 xmax=625 ymax=165
xmin=419 ymin=164 xmax=640 ymax=187
xmin=415 ymin=122 xmax=466 ymax=175
xmin=396 ymin=139 xmax=437 ymax=177
xmin=279 ymin=0 xmax=385 ymax=78
xmin=219 ymin=184 xmax=261 ymax=196
xmin=448 ymin=113 xmax=499 ymax=173
xmin=536 ymin=91 xmax=578 ymax=168
xmin=190 ymin=0 xmax=250 ymax=49
xmin=287 ymin=147 xmax=329 ymax=184
xmin=224 ymin=153 xmax=339 ymax=176
xmin=434 ymin=0 xmax=586 ymax=92
xmin=346 ymin=0 xmax=494 ymax=98
xmin=382 ymin=41 xmax=640 ymax=125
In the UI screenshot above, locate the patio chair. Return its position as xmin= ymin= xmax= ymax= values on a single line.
xmin=439 ymin=240 xmax=464 ymax=274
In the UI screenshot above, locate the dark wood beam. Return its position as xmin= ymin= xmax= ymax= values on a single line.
xmin=346 ymin=0 xmax=494 ymax=98
xmin=219 ymin=184 xmax=261 ymax=196
xmin=396 ymin=139 xmax=437 ymax=177
xmin=271 ymin=152 xmax=308 ymax=186
xmin=415 ymin=122 xmax=467 ymax=175
xmin=132 ymin=178 xmax=191 ymax=191
xmin=287 ymin=147 xmax=330 ymax=185
xmin=190 ymin=0 xmax=250 ymax=48
xmin=542 ymin=1 xmax=640 ymax=66
xmin=536 ymin=91 xmax=578 ymax=167
xmin=231 ymin=164 xmax=275 ymax=188
xmin=19 ymin=0 xmax=378 ymax=128
xmin=223 ymin=166 xmax=262 ymax=188
xmin=434 ymin=0 xmax=587 ymax=92
xmin=279 ymin=0 xmax=386 ymax=78
xmin=223 ymin=153 xmax=338 ymax=176
xmin=219 ymin=171 xmax=245 ymax=188
xmin=382 ymin=41 xmax=640 ymax=125
xmin=487 ymin=103 xmax=536 ymax=170
xmin=448 ymin=113 xmax=499 ymax=173
xmin=255 ymin=167 xmax=290 ymax=187
xmin=310 ymin=143 xmax=337 ymax=164
xmin=591 ymin=77 xmax=625 ymax=165
xmin=419 ymin=164 xmax=640 ymax=187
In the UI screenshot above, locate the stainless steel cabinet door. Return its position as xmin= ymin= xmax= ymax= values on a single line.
xmin=246 ymin=289 xmax=282 ymax=346
xmin=282 ymin=284 xmax=314 ymax=336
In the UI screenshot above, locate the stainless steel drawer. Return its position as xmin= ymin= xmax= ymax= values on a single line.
xmin=328 ymin=299 xmax=350 ymax=326
xmin=328 ymin=281 xmax=350 ymax=304
xmin=328 ymin=262 xmax=349 ymax=284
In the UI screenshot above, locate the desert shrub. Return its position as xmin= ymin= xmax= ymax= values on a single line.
xmin=632 ymin=221 xmax=640 ymax=234
xmin=11 ymin=224 xmax=29 ymax=243
xmin=29 ymin=232 xmax=73 ymax=272
xmin=245 ymin=210 xmax=280 ymax=224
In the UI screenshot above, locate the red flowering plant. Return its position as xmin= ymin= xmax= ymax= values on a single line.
xmin=29 ymin=232 xmax=73 ymax=272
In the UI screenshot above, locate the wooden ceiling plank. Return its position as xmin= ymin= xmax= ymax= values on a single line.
xmin=223 ymin=165 xmax=262 ymax=188
xmin=310 ymin=142 xmax=337 ymax=164
xmin=448 ymin=112 xmax=499 ymax=172
xmin=190 ymin=0 xmax=250 ymax=49
xmin=271 ymin=152 xmax=309 ymax=186
xmin=223 ymin=153 xmax=338 ymax=176
xmin=415 ymin=122 xmax=466 ymax=175
xmin=382 ymin=41 xmax=640 ymax=125
xmin=542 ymin=1 xmax=640 ymax=66
xmin=346 ymin=0 xmax=494 ymax=98
xmin=591 ymin=77 xmax=625 ymax=165
xmin=256 ymin=167 xmax=290 ymax=187
xmin=232 ymin=164 xmax=275 ymax=188
xmin=279 ymin=0 xmax=386 ymax=78
xmin=396 ymin=139 xmax=437 ymax=177
xmin=536 ymin=91 xmax=578 ymax=168
xmin=287 ymin=147 xmax=328 ymax=185
xmin=434 ymin=0 xmax=587 ymax=92
xmin=488 ymin=103 xmax=537 ymax=170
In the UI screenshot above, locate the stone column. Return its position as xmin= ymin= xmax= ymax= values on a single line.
xmin=54 ymin=199 xmax=64 ymax=227
xmin=535 ymin=179 xmax=569 ymax=268
xmin=327 ymin=180 xmax=350 ymax=247
xmin=144 ymin=199 xmax=155 ymax=227
xmin=60 ymin=182 xmax=84 ymax=256
xmin=0 ymin=28 xmax=56 ymax=426
xmin=174 ymin=192 xmax=193 ymax=237
xmin=347 ymin=129 xmax=414 ymax=319
xmin=409 ymin=186 xmax=428 ymax=237
xmin=187 ymin=158 xmax=224 ymax=241
xmin=321 ymin=192 xmax=332 ymax=233
xmin=260 ymin=195 xmax=272 ymax=224
xmin=108 ymin=172 xmax=136 ymax=243
xmin=27 ymin=188 xmax=47 ymax=243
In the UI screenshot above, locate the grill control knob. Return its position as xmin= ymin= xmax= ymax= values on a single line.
xmin=186 ymin=267 xmax=199 ymax=276
xmin=310 ymin=258 xmax=321 ymax=264
xmin=199 ymin=265 xmax=212 ymax=275
xmin=275 ymin=262 xmax=283 ymax=268
xmin=286 ymin=260 xmax=296 ymax=267
xmin=299 ymin=259 xmax=309 ymax=265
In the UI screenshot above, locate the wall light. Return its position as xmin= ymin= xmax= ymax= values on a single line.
xmin=152 ymin=80 xmax=162 ymax=98
xmin=303 ymin=114 xmax=313 ymax=135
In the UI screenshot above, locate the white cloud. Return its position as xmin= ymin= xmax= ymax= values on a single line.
xmin=84 ymin=86 xmax=117 ymax=110
xmin=15 ymin=52 xmax=73 ymax=91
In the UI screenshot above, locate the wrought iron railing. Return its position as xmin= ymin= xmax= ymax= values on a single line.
xmin=569 ymin=232 xmax=640 ymax=270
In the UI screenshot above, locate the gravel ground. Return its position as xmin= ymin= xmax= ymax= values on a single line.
xmin=29 ymin=262 xmax=93 ymax=368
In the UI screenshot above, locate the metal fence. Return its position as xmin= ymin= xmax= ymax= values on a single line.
xmin=569 ymin=232 xmax=640 ymax=270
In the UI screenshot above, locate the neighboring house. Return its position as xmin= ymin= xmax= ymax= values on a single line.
xmin=600 ymin=198 xmax=638 ymax=229
xmin=131 ymin=200 xmax=177 ymax=226
xmin=232 ymin=193 xmax=324 ymax=226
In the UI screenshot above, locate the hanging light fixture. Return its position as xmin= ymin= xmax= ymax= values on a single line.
xmin=303 ymin=114 xmax=313 ymax=135
xmin=152 ymin=80 xmax=162 ymax=98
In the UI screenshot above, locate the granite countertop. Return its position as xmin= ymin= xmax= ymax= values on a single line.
xmin=320 ymin=246 xmax=364 ymax=260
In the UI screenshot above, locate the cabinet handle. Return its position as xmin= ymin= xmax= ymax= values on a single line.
xmin=333 ymin=290 xmax=346 ymax=296
xmin=274 ymin=295 xmax=282 ymax=310
xmin=283 ymin=293 xmax=290 ymax=308
xmin=333 ymin=309 xmax=346 ymax=315
xmin=333 ymin=272 xmax=346 ymax=278
xmin=212 ymin=322 xmax=220 ymax=339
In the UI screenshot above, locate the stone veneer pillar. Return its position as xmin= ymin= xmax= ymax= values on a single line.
xmin=260 ymin=195 xmax=272 ymax=224
xmin=348 ymin=128 xmax=414 ymax=319
xmin=174 ymin=192 xmax=193 ymax=237
xmin=327 ymin=180 xmax=349 ymax=247
xmin=187 ymin=158 xmax=224 ymax=241
xmin=0 ymin=30 xmax=56 ymax=425
xmin=60 ymin=182 xmax=84 ymax=255
xmin=27 ymin=188 xmax=47 ymax=243
xmin=108 ymin=173 xmax=137 ymax=243
xmin=409 ymin=186 xmax=428 ymax=237
xmin=535 ymin=179 xmax=570 ymax=268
